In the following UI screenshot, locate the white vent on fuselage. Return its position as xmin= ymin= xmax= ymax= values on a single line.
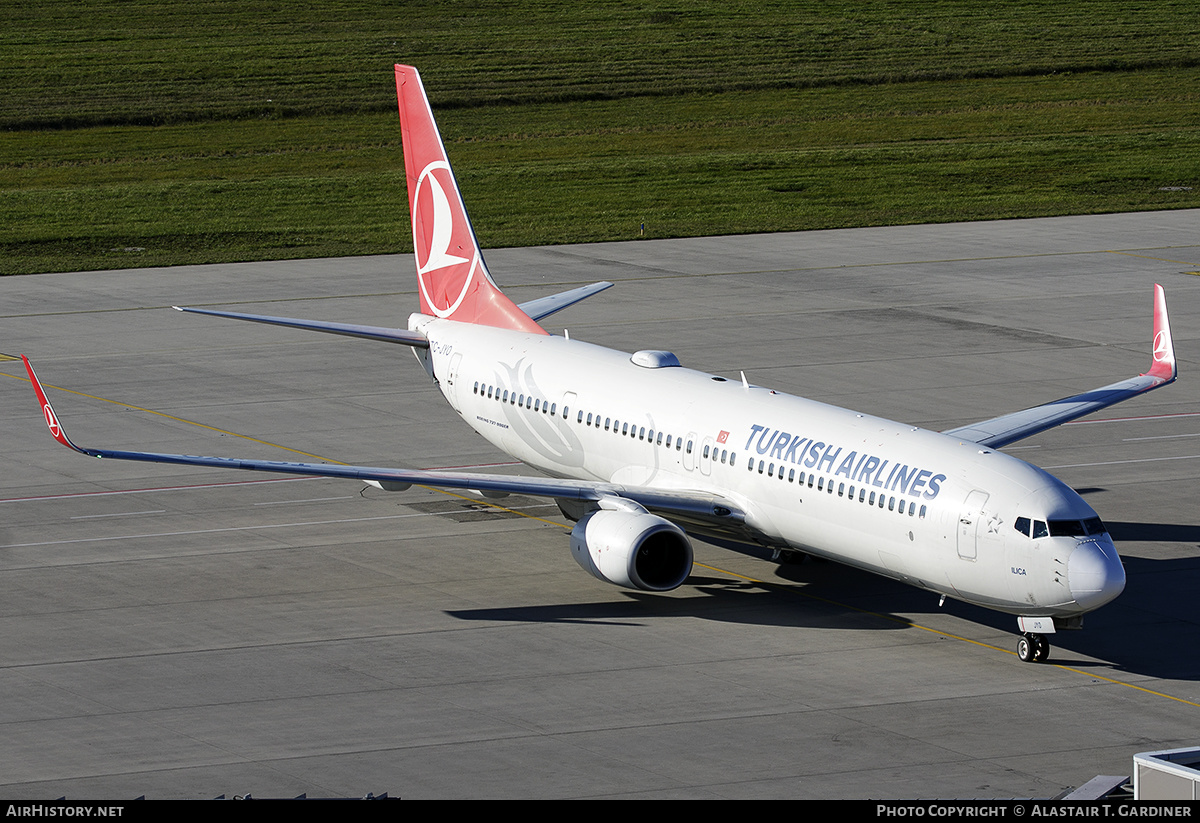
xmin=631 ymin=350 xmax=682 ymax=369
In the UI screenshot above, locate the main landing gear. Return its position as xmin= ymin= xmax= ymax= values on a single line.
xmin=1017 ymin=632 xmax=1050 ymax=663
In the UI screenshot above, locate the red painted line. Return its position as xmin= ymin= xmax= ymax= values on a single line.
xmin=0 ymin=476 xmax=318 ymax=504
xmin=1 ymin=461 xmax=523 ymax=504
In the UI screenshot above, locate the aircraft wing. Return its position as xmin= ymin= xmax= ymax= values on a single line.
xmin=21 ymin=356 xmax=745 ymax=528
xmin=942 ymin=284 xmax=1177 ymax=449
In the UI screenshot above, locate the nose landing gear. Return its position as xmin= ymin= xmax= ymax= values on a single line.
xmin=1017 ymin=632 xmax=1050 ymax=663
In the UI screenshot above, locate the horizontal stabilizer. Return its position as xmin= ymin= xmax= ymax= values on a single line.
xmin=944 ymin=284 xmax=1177 ymax=448
xmin=173 ymin=306 xmax=429 ymax=348
xmin=518 ymin=281 xmax=614 ymax=322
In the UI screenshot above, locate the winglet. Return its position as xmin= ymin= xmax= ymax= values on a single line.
xmin=22 ymin=356 xmax=89 ymax=455
xmin=1143 ymin=283 xmax=1176 ymax=383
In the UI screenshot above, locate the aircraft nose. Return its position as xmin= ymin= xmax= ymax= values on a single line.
xmin=1068 ymin=540 xmax=1126 ymax=611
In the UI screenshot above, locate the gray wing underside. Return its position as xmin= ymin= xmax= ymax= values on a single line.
xmin=942 ymin=373 xmax=1171 ymax=449
xmin=942 ymin=284 xmax=1176 ymax=448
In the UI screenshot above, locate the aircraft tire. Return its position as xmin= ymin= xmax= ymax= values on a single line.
xmin=1033 ymin=634 xmax=1050 ymax=663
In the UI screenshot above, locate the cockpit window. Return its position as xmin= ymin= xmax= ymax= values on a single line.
xmin=1016 ymin=515 xmax=1108 ymax=539
xmin=1048 ymin=518 xmax=1109 ymax=537
xmin=1048 ymin=519 xmax=1087 ymax=537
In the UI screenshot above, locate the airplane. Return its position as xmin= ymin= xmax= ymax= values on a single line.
xmin=22 ymin=64 xmax=1178 ymax=664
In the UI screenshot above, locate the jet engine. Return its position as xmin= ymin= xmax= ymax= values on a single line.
xmin=569 ymin=508 xmax=693 ymax=591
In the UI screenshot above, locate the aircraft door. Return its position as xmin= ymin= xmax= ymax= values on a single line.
xmin=699 ymin=436 xmax=714 ymax=476
xmin=958 ymin=490 xmax=989 ymax=561
xmin=682 ymin=432 xmax=697 ymax=471
xmin=443 ymin=352 xmax=463 ymax=411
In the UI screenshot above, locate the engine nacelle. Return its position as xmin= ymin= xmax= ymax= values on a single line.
xmin=570 ymin=509 xmax=693 ymax=591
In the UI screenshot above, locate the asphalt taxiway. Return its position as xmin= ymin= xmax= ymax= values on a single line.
xmin=2 ymin=209 xmax=1199 ymax=798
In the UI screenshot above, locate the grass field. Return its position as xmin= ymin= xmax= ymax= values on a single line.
xmin=1 ymin=1 xmax=1197 ymax=274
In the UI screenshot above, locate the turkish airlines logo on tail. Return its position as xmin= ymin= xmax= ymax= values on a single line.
xmin=413 ymin=160 xmax=481 ymax=318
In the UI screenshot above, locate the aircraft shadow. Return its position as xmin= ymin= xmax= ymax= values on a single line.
xmin=448 ymin=525 xmax=1200 ymax=680
xmin=1106 ymin=520 xmax=1200 ymax=544
xmin=445 ymin=572 xmax=912 ymax=632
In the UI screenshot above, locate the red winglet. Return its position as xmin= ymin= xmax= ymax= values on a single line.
xmin=1144 ymin=283 xmax=1176 ymax=383
xmin=22 ymin=356 xmax=86 ymax=454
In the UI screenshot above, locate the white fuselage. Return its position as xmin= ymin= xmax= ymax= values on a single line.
xmin=413 ymin=314 xmax=1126 ymax=619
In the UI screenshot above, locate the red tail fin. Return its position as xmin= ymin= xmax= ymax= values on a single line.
xmin=395 ymin=65 xmax=546 ymax=335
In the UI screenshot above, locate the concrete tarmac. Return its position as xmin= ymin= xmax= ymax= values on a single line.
xmin=2 ymin=209 xmax=1199 ymax=798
